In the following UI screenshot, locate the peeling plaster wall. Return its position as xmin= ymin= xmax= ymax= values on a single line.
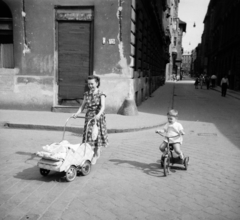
xmin=94 ymin=0 xmax=131 ymax=76
xmin=0 ymin=0 xmax=134 ymax=112
xmin=0 ymin=0 xmax=56 ymax=110
xmin=94 ymin=0 xmax=134 ymax=112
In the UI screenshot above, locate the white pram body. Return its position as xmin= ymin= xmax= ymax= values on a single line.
xmin=37 ymin=140 xmax=94 ymax=173
xmin=36 ymin=117 xmax=95 ymax=182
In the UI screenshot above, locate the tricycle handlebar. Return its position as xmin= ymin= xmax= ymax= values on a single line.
xmin=156 ymin=131 xmax=180 ymax=139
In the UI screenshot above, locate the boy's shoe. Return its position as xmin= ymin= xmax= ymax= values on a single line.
xmin=180 ymin=153 xmax=184 ymax=160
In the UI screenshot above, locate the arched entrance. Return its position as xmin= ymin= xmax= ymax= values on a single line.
xmin=0 ymin=1 xmax=14 ymax=68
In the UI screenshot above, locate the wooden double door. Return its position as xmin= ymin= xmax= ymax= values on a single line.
xmin=58 ymin=21 xmax=92 ymax=104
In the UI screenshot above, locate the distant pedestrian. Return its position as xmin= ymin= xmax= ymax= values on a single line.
xmin=172 ymin=73 xmax=177 ymax=81
xmin=194 ymin=77 xmax=199 ymax=89
xmin=220 ymin=75 xmax=229 ymax=97
xmin=205 ymin=75 xmax=210 ymax=90
xmin=211 ymin=74 xmax=217 ymax=88
xmin=199 ymin=74 xmax=204 ymax=89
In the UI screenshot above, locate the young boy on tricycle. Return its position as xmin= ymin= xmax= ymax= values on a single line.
xmin=156 ymin=109 xmax=185 ymax=160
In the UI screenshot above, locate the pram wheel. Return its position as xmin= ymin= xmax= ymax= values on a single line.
xmin=81 ymin=161 xmax=91 ymax=176
xmin=40 ymin=168 xmax=50 ymax=176
xmin=66 ymin=166 xmax=77 ymax=182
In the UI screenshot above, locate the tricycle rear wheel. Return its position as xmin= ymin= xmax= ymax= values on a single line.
xmin=66 ymin=166 xmax=77 ymax=182
xmin=184 ymin=157 xmax=189 ymax=170
xmin=40 ymin=168 xmax=50 ymax=176
xmin=81 ymin=161 xmax=91 ymax=176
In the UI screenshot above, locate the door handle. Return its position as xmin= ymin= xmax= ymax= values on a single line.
xmin=59 ymin=78 xmax=63 ymax=81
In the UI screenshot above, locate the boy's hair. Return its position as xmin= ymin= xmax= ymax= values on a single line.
xmin=167 ymin=109 xmax=178 ymax=117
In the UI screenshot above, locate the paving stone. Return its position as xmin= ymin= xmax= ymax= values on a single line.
xmin=1 ymin=80 xmax=240 ymax=220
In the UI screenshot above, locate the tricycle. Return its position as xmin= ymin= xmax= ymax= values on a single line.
xmin=156 ymin=132 xmax=190 ymax=176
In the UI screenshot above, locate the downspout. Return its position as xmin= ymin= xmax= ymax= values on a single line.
xmin=22 ymin=0 xmax=30 ymax=54
xmin=116 ymin=0 xmax=128 ymax=77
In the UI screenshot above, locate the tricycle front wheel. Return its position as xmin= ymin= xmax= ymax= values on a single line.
xmin=163 ymin=157 xmax=169 ymax=177
xmin=81 ymin=161 xmax=91 ymax=176
xmin=40 ymin=168 xmax=50 ymax=176
xmin=66 ymin=166 xmax=77 ymax=182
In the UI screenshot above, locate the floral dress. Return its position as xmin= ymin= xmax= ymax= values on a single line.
xmin=82 ymin=90 xmax=108 ymax=149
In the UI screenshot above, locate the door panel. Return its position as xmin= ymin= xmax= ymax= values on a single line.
xmin=58 ymin=22 xmax=90 ymax=102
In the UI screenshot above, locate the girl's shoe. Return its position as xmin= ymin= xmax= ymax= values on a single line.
xmin=91 ymin=156 xmax=97 ymax=165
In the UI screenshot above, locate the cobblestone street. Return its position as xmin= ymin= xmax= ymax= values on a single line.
xmin=0 ymin=80 xmax=240 ymax=220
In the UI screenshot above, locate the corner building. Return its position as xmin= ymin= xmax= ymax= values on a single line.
xmin=0 ymin=0 xmax=170 ymax=113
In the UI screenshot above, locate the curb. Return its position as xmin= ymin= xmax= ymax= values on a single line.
xmin=3 ymin=122 xmax=167 ymax=134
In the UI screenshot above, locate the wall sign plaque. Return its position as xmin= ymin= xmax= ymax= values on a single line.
xmin=56 ymin=9 xmax=93 ymax=21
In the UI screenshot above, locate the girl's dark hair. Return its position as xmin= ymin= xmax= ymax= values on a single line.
xmin=88 ymin=75 xmax=100 ymax=88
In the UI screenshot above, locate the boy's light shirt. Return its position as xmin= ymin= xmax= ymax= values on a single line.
xmin=163 ymin=121 xmax=184 ymax=144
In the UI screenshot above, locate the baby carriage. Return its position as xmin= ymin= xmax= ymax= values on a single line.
xmin=36 ymin=117 xmax=94 ymax=182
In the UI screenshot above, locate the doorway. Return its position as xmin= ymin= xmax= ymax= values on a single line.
xmin=58 ymin=22 xmax=91 ymax=105
xmin=56 ymin=7 xmax=93 ymax=106
xmin=0 ymin=1 xmax=14 ymax=68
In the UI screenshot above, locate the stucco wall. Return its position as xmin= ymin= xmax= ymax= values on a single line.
xmin=0 ymin=0 xmax=133 ymax=112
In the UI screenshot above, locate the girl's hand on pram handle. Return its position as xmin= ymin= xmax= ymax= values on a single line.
xmin=94 ymin=114 xmax=101 ymax=120
xmin=72 ymin=114 xmax=78 ymax=119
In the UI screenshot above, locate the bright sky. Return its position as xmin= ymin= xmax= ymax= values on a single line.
xmin=178 ymin=0 xmax=210 ymax=53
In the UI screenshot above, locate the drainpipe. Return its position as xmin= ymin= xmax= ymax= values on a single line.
xmin=22 ymin=0 xmax=30 ymax=54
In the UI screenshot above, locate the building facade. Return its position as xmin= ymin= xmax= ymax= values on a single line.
xmin=0 ymin=0 xmax=170 ymax=113
xmin=174 ymin=18 xmax=186 ymax=80
xmin=166 ymin=0 xmax=182 ymax=80
xmin=182 ymin=52 xmax=191 ymax=75
xmin=202 ymin=0 xmax=240 ymax=90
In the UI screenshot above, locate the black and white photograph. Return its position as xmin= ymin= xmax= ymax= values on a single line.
xmin=0 ymin=0 xmax=240 ymax=219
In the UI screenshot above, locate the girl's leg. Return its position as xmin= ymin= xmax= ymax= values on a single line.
xmin=91 ymin=145 xmax=100 ymax=165
xmin=173 ymin=143 xmax=184 ymax=159
xmin=95 ymin=147 xmax=101 ymax=158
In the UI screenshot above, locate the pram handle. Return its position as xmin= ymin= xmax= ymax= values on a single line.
xmin=62 ymin=116 xmax=94 ymax=141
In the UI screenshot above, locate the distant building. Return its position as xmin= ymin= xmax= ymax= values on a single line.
xmin=182 ymin=52 xmax=191 ymax=74
xmin=191 ymin=44 xmax=202 ymax=77
xmin=201 ymin=0 xmax=240 ymax=90
xmin=164 ymin=0 xmax=186 ymax=81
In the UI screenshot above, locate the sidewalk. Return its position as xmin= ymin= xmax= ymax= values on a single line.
xmin=212 ymin=86 xmax=240 ymax=100
xmin=1 ymin=80 xmax=239 ymax=134
xmin=0 ymin=82 xmax=174 ymax=134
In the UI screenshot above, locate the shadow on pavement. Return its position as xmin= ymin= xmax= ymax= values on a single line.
xmin=139 ymin=78 xmax=240 ymax=149
xmin=14 ymin=151 xmax=69 ymax=182
xmin=173 ymin=80 xmax=240 ymax=149
xmin=137 ymin=81 xmax=175 ymax=116
xmin=14 ymin=166 xmax=68 ymax=182
xmin=110 ymin=159 xmax=170 ymax=177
